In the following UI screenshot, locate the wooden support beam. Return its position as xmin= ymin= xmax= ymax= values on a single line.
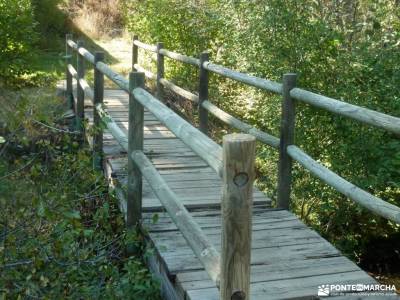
xmin=156 ymin=42 xmax=164 ymax=100
xmin=277 ymin=73 xmax=297 ymax=209
xmin=198 ymin=52 xmax=209 ymax=135
xmin=93 ymin=51 xmax=105 ymax=171
xmin=76 ymin=40 xmax=85 ymax=133
xmin=220 ymin=133 xmax=256 ymax=300
xmin=65 ymin=34 xmax=73 ymax=110
xmin=132 ymin=35 xmax=138 ymax=71
xmin=127 ymin=72 xmax=145 ymax=228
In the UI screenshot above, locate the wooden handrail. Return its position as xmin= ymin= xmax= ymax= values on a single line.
xmin=160 ymin=78 xmax=199 ymax=103
xmin=130 ymin=150 xmax=221 ymax=285
xmin=67 ymin=64 xmax=77 ymax=79
xmin=159 ymin=48 xmax=200 ymax=66
xmin=78 ymin=47 xmax=95 ymax=65
xmin=133 ymin=40 xmax=157 ymax=52
xmin=287 ymin=145 xmax=400 ymax=224
xmin=133 ymin=64 xmax=155 ymax=80
xmin=130 ymin=37 xmax=400 ymax=135
xmin=204 ymin=61 xmax=283 ymax=95
xmin=66 ymin=35 xmax=400 ymax=225
xmin=202 ymin=100 xmax=280 ymax=149
xmin=291 ymin=88 xmax=400 ymax=135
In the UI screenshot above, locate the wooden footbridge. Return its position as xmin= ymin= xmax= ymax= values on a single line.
xmin=63 ymin=35 xmax=400 ymax=299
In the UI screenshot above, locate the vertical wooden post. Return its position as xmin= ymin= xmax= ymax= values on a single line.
xmin=93 ymin=51 xmax=104 ymax=170
xmin=156 ymin=42 xmax=164 ymax=100
xmin=65 ymin=34 xmax=73 ymax=110
xmin=132 ymin=35 xmax=138 ymax=71
xmin=127 ymin=72 xmax=145 ymax=228
xmin=76 ymin=40 xmax=85 ymax=133
xmin=277 ymin=73 xmax=297 ymax=209
xmin=220 ymin=133 xmax=256 ymax=300
xmin=198 ymin=52 xmax=209 ymax=135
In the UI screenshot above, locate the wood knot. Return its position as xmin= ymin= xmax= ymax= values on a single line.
xmin=233 ymin=172 xmax=248 ymax=187
xmin=231 ymin=290 xmax=246 ymax=300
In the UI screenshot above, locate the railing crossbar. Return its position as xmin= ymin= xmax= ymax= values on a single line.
xmin=291 ymin=88 xmax=400 ymax=135
xmin=202 ymin=100 xmax=280 ymax=149
xmin=159 ymin=48 xmax=200 ymax=66
xmin=160 ymin=78 xmax=199 ymax=103
xmin=204 ymin=62 xmax=283 ymax=95
xmin=133 ymin=40 xmax=157 ymax=52
xmin=131 ymin=150 xmax=221 ymax=285
xmin=134 ymin=64 xmax=156 ymax=80
xmin=287 ymin=145 xmax=400 ymax=223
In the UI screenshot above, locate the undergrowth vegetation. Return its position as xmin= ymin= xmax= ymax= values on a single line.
xmin=1 ymin=1 xmax=161 ymax=297
xmin=0 ymin=90 xmax=160 ymax=299
xmin=122 ymin=0 xmax=400 ymax=270
xmin=0 ymin=0 xmax=65 ymax=88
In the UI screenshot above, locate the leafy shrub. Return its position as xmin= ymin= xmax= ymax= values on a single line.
xmin=123 ymin=0 xmax=400 ymax=263
xmin=32 ymin=0 xmax=67 ymax=48
xmin=0 ymin=0 xmax=38 ymax=84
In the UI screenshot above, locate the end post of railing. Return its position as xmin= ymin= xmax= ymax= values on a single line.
xmin=127 ymin=72 xmax=145 ymax=229
xmin=198 ymin=52 xmax=209 ymax=135
xmin=220 ymin=133 xmax=255 ymax=300
xmin=93 ymin=51 xmax=105 ymax=170
xmin=156 ymin=42 xmax=164 ymax=100
xmin=277 ymin=73 xmax=297 ymax=209
xmin=65 ymin=34 xmax=73 ymax=110
xmin=132 ymin=35 xmax=138 ymax=71
xmin=76 ymin=39 xmax=85 ymax=134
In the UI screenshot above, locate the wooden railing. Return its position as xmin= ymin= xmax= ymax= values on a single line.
xmin=65 ymin=34 xmax=400 ymax=300
xmin=130 ymin=36 xmax=400 ymax=223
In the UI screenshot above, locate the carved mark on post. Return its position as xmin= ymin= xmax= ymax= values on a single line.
xmin=233 ymin=172 xmax=249 ymax=187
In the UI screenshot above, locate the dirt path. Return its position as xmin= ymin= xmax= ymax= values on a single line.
xmin=95 ymin=36 xmax=133 ymax=75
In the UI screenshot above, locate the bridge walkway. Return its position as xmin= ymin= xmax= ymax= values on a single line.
xmin=79 ymin=87 xmax=377 ymax=300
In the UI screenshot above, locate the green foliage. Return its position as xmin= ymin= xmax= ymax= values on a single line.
xmin=0 ymin=0 xmax=66 ymax=88
xmin=0 ymin=89 xmax=161 ymax=299
xmin=123 ymin=0 xmax=400 ymax=262
xmin=32 ymin=0 xmax=67 ymax=48
xmin=0 ymin=0 xmax=38 ymax=84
